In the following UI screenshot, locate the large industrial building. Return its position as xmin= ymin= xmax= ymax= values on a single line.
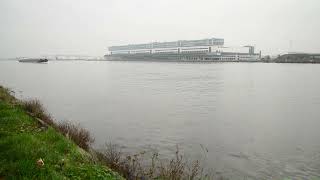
xmin=105 ymin=38 xmax=261 ymax=62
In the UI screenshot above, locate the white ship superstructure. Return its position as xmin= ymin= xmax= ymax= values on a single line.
xmin=105 ymin=38 xmax=260 ymax=62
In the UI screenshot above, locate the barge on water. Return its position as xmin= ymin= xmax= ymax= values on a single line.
xmin=18 ymin=58 xmax=48 ymax=63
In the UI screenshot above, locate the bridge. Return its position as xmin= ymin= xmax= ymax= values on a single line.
xmin=42 ymin=55 xmax=104 ymax=60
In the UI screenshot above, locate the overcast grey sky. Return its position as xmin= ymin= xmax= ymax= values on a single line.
xmin=0 ymin=0 xmax=319 ymax=58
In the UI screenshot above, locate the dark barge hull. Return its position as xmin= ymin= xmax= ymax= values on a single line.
xmin=18 ymin=59 xmax=48 ymax=63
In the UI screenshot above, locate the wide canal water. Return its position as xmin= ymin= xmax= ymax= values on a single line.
xmin=1 ymin=60 xmax=320 ymax=179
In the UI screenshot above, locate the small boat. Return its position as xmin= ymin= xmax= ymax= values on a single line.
xmin=18 ymin=58 xmax=48 ymax=63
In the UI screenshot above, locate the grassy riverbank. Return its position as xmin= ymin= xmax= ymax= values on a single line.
xmin=0 ymin=86 xmax=123 ymax=179
xmin=0 ymin=85 xmax=220 ymax=180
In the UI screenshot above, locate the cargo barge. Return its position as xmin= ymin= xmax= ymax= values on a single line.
xmin=18 ymin=58 xmax=48 ymax=63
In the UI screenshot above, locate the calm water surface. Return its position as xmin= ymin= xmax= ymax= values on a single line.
xmin=1 ymin=60 xmax=320 ymax=179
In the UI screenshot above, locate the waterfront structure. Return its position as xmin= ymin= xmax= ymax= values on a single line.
xmin=105 ymin=38 xmax=261 ymax=62
xmin=275 ymin=53 xmax=320 ymax=63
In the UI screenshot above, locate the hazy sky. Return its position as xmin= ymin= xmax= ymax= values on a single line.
xmin=0 ymin=0 xmax=319 ymax=58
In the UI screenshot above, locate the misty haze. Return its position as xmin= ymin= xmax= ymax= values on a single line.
xmin=0 ymin=0 xmax=320 ymax=180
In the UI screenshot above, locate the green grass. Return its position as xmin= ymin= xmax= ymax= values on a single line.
xmin=0 ymin=86 xmax=123 ymax=180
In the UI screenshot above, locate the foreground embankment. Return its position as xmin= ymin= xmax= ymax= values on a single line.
xmin=0 ymin=86 xmax=123 ymax=179
xmin=0 ymin=85 xmax=217 ymax=180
